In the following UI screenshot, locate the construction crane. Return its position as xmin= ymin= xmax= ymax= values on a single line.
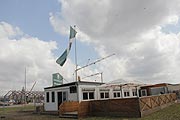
xmin=76 ymin=53 xmax=115 ymax=72
xmin=82 ymin=72 xmax=103 ymax=83
xmin=30 ymin=81 xmax=36 ymax=92
xmin=75 ymin=53 xmax=115 ymax=82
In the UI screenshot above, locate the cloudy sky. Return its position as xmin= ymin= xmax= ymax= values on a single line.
xmin=0 ymin=0 xmax=180 ymax=95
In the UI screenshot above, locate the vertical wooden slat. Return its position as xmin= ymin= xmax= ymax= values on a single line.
xmin=59 ymin=101 xmax=79 ymax=115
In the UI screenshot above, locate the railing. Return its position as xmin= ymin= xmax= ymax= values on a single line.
xmin=59 ymin=93 xmax=177 ymax=118
xmin=139 ymin=93 xmax=177 ymax=116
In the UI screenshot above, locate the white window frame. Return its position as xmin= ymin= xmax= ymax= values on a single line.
xmin=113 ymin=91 xmax=121 ymax=98
xmin=124 ymin=91 xmax=130 ymax=97
xmin=100 ymin=91 xmax=109 ymax=99
xmin=82 ymin=91 xmax=95 ymax=101
xmin=132 ymin=89 xmax=137 ymax=96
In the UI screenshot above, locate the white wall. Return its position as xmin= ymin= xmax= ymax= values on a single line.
xmin=44 ymin=83 xmax=141 ymax=111
xmin=44 ymin=86 xmax=78 ymax=111
xmin=44 ymin=91 xmax=57 ymax=111
xmin=79 ymin=85 xmax=140 ymax=101
xmin=78 ymin=84 xmax=100 ymax=101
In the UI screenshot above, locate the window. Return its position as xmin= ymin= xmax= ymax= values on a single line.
xmin=100 ymin=93 xmax=104 ymax=98
xmin=63 ymin=92 xmax=67 ymax=101
xmin=100 ymin=92 xmax=109 ymax=99
xmin=114 ymin=93 xmax=116 ymax=97
xmin=132 ymin=89 xmax=137 ymax=96
xmin=89 ymin=92 xmax=94 ymax=99
xmin=51 ymin=91 xmax=55 ymax=102
xmin=70 ymin=86 xmax=77 ymax=93
xmin=124 ymin=91 xmax=130 ymax=97
xmin=83 ymin=93 xmax=88 ymax=100
xmin=46 ymin=92 xmax=49 ymax=103
xmin=105 ymin=92 xmax=109 ymax=98
xmin=113 ymin=92 xmax=121 ymax=98
xmin=82 ymin=92 xmax=94 ymax=100
xmin=150 ymin=87 xmax=165 ymax=95
xmin=117 ymin=92 xmax=121 ymax=97
xmin=141 ymin=89 xmax=147 ymax=96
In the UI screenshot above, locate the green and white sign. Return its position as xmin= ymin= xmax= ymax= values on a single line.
xmin=52 ymin=73 xmax=63 ymax=86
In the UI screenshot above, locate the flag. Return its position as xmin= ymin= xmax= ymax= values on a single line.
xmin=56 ymin=49 xmax=68 ymax=66
xmin=68 ymin=26 xmax=77 ymax=52
xmin=56 ymin=26 xmax=77 ymax=66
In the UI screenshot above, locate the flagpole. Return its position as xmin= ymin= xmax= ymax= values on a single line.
xmin=73 ymin=25 xmax=79 ymax=102
xmin=74 ymin=25 xmax=78 ymax=82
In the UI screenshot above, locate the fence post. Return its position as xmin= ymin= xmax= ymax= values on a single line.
xmin=138 ymin=97 xmax=142 ymax=117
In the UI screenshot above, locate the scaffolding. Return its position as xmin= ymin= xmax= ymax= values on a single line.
xmin=4 ymin=90 xmax=44 ymax=104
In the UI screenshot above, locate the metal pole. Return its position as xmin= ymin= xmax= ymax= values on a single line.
xmin=73 ymin=26 xmax=79 ymax=102
xmin=75 ymin=38 xmax=78 ymax=82
xmin=25 ymin=67 xmax=26 ymax=105
xmin=74 ymin=26 xmax=78 ymax=82
xmin=101 ymin=72 xmax=103 ymax=83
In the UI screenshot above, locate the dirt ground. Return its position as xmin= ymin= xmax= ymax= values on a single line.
xmin=1 ymin=102 xmax=180 ymax=120
xmin=0 ymin=111 xmax=72 ymax=120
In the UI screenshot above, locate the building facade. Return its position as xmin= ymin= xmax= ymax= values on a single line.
xmin=44 ymin=81 xmax=144 ymax=111
xmin=44 ymin=81 xmax=103 ymax=111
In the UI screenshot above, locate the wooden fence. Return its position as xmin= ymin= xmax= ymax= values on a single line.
xmin=59 ymin=93 xmax=177 ymax=118
xmin=89 ymin=98 xmax=141 ymax=117
xmin=139 ymin=93 xmax=177 ymax=117
xmin=78 ymin=101 xmax=91 ymax=118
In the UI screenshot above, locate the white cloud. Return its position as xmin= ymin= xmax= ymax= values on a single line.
xmin=49 ymin=0 xmax=180 ymax=84
xmin=0 ymin=22 xmax=76 ymax=96
xmin=0 ymin=22 xmax=23 ymax=38
xmin=165 ymin=15 xmax=179 ymax=25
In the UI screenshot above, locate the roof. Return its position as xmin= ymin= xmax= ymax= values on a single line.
xmin=140 ymin=83 xmax=168 ymax=89
xmin=107 ymin=78 xmax=145 ymax=84
xmin=44 ymin=81 xmax=104 ymax=90
xmin=100 ymin=79 xmax=146 ymax=88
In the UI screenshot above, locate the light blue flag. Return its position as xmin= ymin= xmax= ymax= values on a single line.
xmin=69 ymin=26 xmax=77 ymax=39
xmin=68 ymin=26 xmax=77 ymax=51
xmin=56 ymin=49 xmax=68 ymax=66
xmin=56 ymin=26 xmax=77 ymax=67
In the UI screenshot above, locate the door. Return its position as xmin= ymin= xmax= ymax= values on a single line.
xmin=57 ymin=92 xmax=62 ymax=110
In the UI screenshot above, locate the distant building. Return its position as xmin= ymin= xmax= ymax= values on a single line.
xmin=139 ymin=83 xmax=180 ymax=98
xmin=139 ymin=83 xmax=168 ymax=97
xmin=167 ymin=83 xmax=180 ymax=99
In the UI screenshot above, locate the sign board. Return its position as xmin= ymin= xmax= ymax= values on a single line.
xmin=52 ymin=73 xmax=63 ymax=86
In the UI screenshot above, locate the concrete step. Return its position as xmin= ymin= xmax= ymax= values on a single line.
xmin=59 ymin=111 xmax=78 ymax=119
xmin=39 ymin=111 xmax=59 ymax=116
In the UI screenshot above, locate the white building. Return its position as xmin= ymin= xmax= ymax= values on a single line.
xmin=44 ymin=81 xmax=103 ymax=111
xmin=44 ymin=80 xmax=145 ymax=111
